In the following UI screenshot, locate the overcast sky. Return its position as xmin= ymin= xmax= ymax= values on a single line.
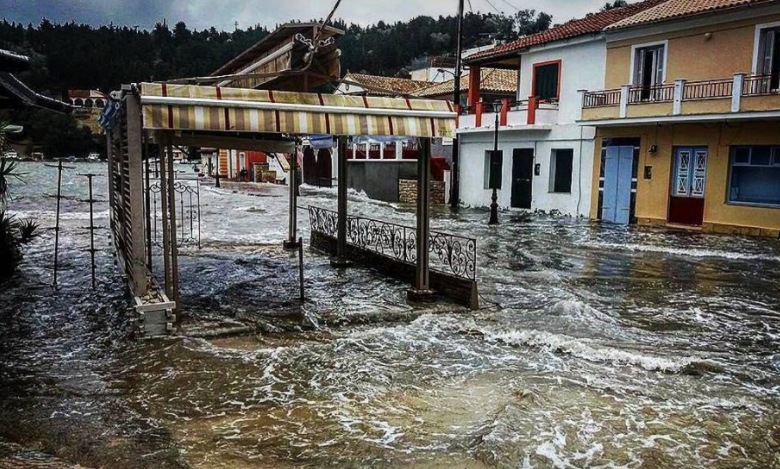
xmin=1 ymin=0 xmax=610 ymax=31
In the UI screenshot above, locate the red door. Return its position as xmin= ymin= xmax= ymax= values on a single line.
xmin=668 ymin=147 xmax=707 ymax=226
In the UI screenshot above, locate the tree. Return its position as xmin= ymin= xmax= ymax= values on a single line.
xmin=602 ymin=0 xmax=629 ymax=10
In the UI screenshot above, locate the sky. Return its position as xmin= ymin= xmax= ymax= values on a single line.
xmin=1 ymin=0 xmax=610 ymax=31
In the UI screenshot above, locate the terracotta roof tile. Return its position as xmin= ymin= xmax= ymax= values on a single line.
xmin=343 ymin=72 xmax=433 ymax=96
xmin=607 ymin=0 xmax=778 ymax=29
xmin=466 ymin=0 xmax=667 ymax=64
xmin=413 ymin=68 xmax=517 ymax=98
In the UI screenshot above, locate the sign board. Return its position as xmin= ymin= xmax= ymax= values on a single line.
xmin=488 ymin=150 xmax=503 ymax=189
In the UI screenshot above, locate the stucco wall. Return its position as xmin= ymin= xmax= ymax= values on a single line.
xmin=591 ymin=122 xmax=780 ymax=235
xmin=459 ymin=125 xmax=595 ymax=217
xmin=518 ymin=39 xmax=607 ymax=124
xmin=605 ymin=13 xmax=780 ymax=89
xmin=347 ymin=161 xmax=417 ymax=203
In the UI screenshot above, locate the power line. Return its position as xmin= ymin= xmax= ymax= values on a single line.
xmin=482 ymin=0 xmax=504 ymax=15
xmin=500 ymin=0 xmax=519 ymax=11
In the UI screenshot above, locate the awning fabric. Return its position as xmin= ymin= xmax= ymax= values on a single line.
xmin=139 ymin=83 xmax=455 ymax=138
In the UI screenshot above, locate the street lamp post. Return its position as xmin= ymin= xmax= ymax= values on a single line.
xmin=488 ymin=105 xmax=500 ymax=225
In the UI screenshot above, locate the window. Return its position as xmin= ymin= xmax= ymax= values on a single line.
xmin=757 ymin=26 xmax=780 ymax=90
xmin=632 ymin=43 xmax=666 ymax=100
xmin=550 ymin=149 xmax=573 ymax=193
xmin=532 ymin=61 xmax=561 ymax=101
xmin=728 ymin=146 xmax=780 ymax=207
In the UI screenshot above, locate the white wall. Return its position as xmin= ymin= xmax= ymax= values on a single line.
xmin=456 ymin=38 xmax=607 ymax=217
xmin=458 ymin=126 xmax=595 ymax=217
xmin=517 ymin=39 xmax=607 ymax=124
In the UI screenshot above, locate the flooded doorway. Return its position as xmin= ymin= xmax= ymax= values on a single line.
xmin=510 ymin=148 xmax=533 ymax=209
xmin=668 ymin=146 xmax=707 ymax=226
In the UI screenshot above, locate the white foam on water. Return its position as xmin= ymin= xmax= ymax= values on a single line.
xmin=582 ymin=242 xmax=780 ymax=262
xmin=481 ymin=328 xmax=696 ymax=372
xmin=549 ymin=299 xmax=618 ymax=325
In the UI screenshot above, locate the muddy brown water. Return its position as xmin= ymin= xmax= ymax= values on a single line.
xmin=2 ymin=162 xmax=780 ymax=468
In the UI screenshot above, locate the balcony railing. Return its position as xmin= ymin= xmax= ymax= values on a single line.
xmin=458 ymin=97 xmax=559 ymax=129
xmin=580 ymin=73 xmax=780 ymax=119
xmin=627 ymin=83 xmax=675 ymax=103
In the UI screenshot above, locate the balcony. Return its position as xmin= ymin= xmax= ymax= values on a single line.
xmin=579 ymin=74 xmax=780 ymax=124
xmin=457 ymin=98 xmax=558 ymax=132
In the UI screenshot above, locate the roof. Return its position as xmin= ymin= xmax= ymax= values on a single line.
xmin=413 ymin=68 xmax=518 ymax=98
xmin=68 ymin=89 xmax=107 ymax=99
xmin=0 ymin=48 xmax=30 ymax=73
xmin=342 ymin=72 xmax=433 ymax=96
xmin=138 ymin=83 xmax=455 ymax=138
xmin=607 ymin=0 xmax=778 ymax=29
xmin=0 ymin=72 xmax=72 ymax=113
xmin=212 ymin=23 xmax=345 ymax=76
xmin=466 ymin=0 xmax=666 ymax=64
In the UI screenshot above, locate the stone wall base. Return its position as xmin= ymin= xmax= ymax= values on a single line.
xmin=398 ymin=179 xmax=446 ymax=205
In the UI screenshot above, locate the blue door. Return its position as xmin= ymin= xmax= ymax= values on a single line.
xmin=601 ymin=146 xmax=634 ymax=224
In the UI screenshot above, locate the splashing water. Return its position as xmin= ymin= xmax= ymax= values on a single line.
xmin=2 ymin=162 xmax=780 ymax=468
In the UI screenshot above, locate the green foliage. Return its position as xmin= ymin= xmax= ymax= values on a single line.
xmin=17 ymin=218 xmax=39 ymax=244
xmin=602 ymin=0 xmax=629 ymax=11
xmin=0 ymin=211 xmax=23 ymax=277
xmin=5 ymin=108 xmax=97 ymax=159
xmin=0 ymin=156 xmax=23 ymax=205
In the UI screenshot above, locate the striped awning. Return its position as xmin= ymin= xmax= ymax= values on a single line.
xmin=139 ymin=83 xmax=455 ymax=138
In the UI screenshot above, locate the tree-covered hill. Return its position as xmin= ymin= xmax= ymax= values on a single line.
xmin=0 ymin=10 xmax=552 ymax=95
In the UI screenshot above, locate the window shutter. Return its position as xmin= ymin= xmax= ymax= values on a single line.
xmin=762 ymin=29 xmax=775 ymax=75
xmin=654 ymin=47 xmax=665 ymax=85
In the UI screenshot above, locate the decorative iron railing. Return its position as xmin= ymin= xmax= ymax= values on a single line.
xmin=149 ymin=179 xmax=201 ymax=249
xmin=308 ymin=206 xmax=477 ymax=281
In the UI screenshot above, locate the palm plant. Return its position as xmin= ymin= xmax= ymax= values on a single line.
xmin=0 ymin=121 xmax=35 ymax=277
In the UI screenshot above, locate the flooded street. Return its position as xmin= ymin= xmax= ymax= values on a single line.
xmin=2 ymin=162 xmax=780 ymax=468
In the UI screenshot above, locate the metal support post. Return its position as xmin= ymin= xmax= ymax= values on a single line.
xmin=284 ymin=141 xmax=301 ymax=250
xmin=166 ymin=139 xmax=180 ymax=315
xmin=158 ymin=133 xmax=172 ymax=299
xmin=408 ymin=138 xmax=433 ymax=301
xmin=489 ymin=111 xmax=500 ymax=226
xmin=53 ymin=160 xmax=64 ymax=289
xmin=449 ymin=0 xmax=464 ymax=209
xmin=331 ymin=136 xmax=352 ymax=267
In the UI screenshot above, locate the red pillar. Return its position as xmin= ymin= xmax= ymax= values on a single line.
xmin=499 ymin=98 xmax=509 ymax=126
xmin=527 ymin=96 xmax=537 ymax=125
xmin=475 ymin=102 xmax=483 ymax=127
xmin=455 ymin=104 xmax=461 ymax=128
xmin=467 ymin=66 xmax=481 ymax=109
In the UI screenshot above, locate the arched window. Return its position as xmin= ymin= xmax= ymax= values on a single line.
xmin=74 ymin=98 xmax=84 ymax=107
xmin=85 ymin=99 xmax=94 ymax=108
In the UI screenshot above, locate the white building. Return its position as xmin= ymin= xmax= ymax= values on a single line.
xmin=455 ymin=1 xmax=659 ymax=217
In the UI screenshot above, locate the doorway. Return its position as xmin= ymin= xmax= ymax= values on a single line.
xmin=668 ymin=146 xmax=707 ymax=226
xmin=511 ymin=149 xmax=534 ymax=209
xmin=601 ymin=145 xmax=634 ymax=224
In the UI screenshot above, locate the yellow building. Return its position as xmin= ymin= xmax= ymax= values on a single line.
xmin=579 ymin=0 xmax=780 ymax=237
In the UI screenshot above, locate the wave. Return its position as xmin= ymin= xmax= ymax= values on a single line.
xmin=582 ymin=242 xmax=780 ymax=262
xmin=480 ymin=327 xmax=718 ymax=373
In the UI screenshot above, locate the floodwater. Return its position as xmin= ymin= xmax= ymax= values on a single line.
xmin=2 ymin=162 xmax=780 ymax=468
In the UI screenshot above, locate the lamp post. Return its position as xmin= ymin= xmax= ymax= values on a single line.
xmin=488 ymin=101 xmax=501 ymax=225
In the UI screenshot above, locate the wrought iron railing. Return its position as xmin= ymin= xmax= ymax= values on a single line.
xmin=308 ymin=206 xmax=477 ymax=281
xmin=149 ymin=179 xmax=201 ymax=249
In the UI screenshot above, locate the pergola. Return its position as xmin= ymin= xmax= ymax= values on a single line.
xmin=106 ymin=82 xmax=465 ymax=323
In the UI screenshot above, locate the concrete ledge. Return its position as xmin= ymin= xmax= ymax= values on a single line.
xmin=311 ymin=231 xmax=479 ymax=309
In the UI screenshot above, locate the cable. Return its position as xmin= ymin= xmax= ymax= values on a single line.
xmin=483 ymin=0 xmax=504 ymax=15
xmin=499 ymin=0 xmax=519 ymax=11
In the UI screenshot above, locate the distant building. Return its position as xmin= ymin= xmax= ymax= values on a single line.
xmin=336 ymin=72 xmax=433 ymax=97
xmin=68 ymin=89 xmax=108 ymax=134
